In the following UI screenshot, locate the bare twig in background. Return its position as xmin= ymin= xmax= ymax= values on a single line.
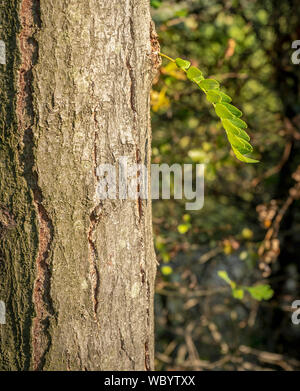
xmin=239 ymin=345 xmax=300 ymax=371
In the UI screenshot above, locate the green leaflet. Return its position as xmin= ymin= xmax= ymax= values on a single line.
xmin=226 ymin=132 xmax=253 ymax=154
xmin=206 ymin=90 xmax=222 ymax=103
xmin=230 ymin=117 xmax=248 ymax=129
xmin=215 ymin=103 xmax=234 ymax=119
xmin=218 ymin=91 xmax=232 ymax=103
xmin=217 ymin=270 xmax=233 ymax=286
xmin=232 ymin=288 xmax=244 ymax=300
xmin=206 ymin=90 xmax=232 ymax=104
xmin=175 ymin=57 xmax=191 ymax=70
xmin=232 ymin=147 xmax=259 ymax=163
xmin=171 ymin=54 xmax=258 ymax=163
xmin=186 ymin=66 xmax=204 ymax=83
xmin=199 ymin=78 xmax=220 ymax=90
xmin=222 ymin=119 xmax=250 ymax=141
xmin=222 ymin=102 xmax=242 ymax=117
xmin=246 ymin=285 xmax=274 ymax=301
xmin=214 ymin=103 xmax=256 ymax=161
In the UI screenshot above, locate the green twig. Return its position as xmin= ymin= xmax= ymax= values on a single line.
xmin=159 ymin=52 xmax=175 ymax=63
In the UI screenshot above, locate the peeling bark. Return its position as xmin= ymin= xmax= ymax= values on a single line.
xmin=0 ymin=0 xmax=158 ymax=371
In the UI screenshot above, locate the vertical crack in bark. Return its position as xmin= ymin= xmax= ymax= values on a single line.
xmin=32 ymin=191 xmax=54 ymax=371
xmin=127 ymin=6 xmax=144 ymax=225
xmin=144 ymin=340 xmax=151 ymax=371
xmin=127 ymin=6 xmax=137 ymax=115
xmin=144 ymin=280 xmax=151 ymax=370
xmin=136 ymin=148 xmax=143 ymax=221
xmin=17 ymin=0 xmax=54 ymax=370
xmin=140 ymin=265 xmax=146 ymax=284
xmin=88 ymin=209 xmax=101 ymax=320
xmin=119 ymin=328 xmax=135 ymax=368
xmin=88 ymin=111 xmax=101 ymax=322
xmin=127 ymin=56 xmax=137 ymax=115
xmin=146 ymin=280 xmax=150 ymax=328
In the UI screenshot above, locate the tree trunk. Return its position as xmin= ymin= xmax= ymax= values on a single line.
xmin=0 ymin=0 xmax=158 ymax=371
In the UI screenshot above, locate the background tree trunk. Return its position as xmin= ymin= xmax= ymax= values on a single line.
xmin=0 ymin=0 xmax=158 ymax=370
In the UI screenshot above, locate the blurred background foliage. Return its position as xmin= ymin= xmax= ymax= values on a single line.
xmin=151 ymin=0 xmax=300 ymax=370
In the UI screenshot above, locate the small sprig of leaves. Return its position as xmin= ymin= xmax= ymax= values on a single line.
xmin=218 ymin=270 xmax=274 ymax=301
xmin=159 ymin=53 xmax=259 ymax=163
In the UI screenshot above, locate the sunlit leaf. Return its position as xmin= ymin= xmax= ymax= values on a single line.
xmin=150 ymin=0 xmax=162 ymax=8
xmin=222 ymin=102 xmax=242 ymax=118
xmin=242 ymin=228 xmax=253 ymax=239
xmin=215 ymin=103 xmax=234 ymax=119
xmin=206 ymin=90 xmax=222 ymax=103
xmin=177 ymin=224 xmax=190 ymax=234
xmin=162 ymin=62 xmax=187 ymax=80
xmin=232 ymin=147 xmax=259 ymax=163
xmin=175 ymin=57 xmax=191 ymax=70
xmin=226 ymin=132 xmax=253 ymax=154
xmin=161 ymin=265 xmax=173 ymax=276
xmin=150 ymin=87 xmax=170 ymax=112
xmin=222 ymin=119 xmax=250 ymax=141
xmin=186 ymin=66 xmax=204 ymax=83
xmin=159 ymin=52 xmax=258 ymax=164
xmin=199 ymin=78 xmax=220 ymax=90
xmin=218 ymin=270 xmax=235 ymax=288
xmin=247 ymin=285 xmax=274 ymax=301
xmin=230 ymin=117 xmax=248 ymax=129
xmin=218 ymin=91 xmax=232 ymax=103
xmin=232 ymin=288 xmax=244 ymax=299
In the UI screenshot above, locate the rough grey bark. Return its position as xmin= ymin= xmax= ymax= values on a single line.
xmin=0 ymin=0 xmax=159 ymax=370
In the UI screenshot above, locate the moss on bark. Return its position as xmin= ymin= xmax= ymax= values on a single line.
xmin=0 ymin=0 xmax=38 ymax=370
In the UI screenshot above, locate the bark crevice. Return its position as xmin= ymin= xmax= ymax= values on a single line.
xmin=17 ymin=0 xmax=55 ymax=370
xmin=88 ymin=207 xmax=101 ymax=320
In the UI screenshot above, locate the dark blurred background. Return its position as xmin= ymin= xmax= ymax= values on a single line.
xmin=151 ymin=0 xmax=300 ymax=370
